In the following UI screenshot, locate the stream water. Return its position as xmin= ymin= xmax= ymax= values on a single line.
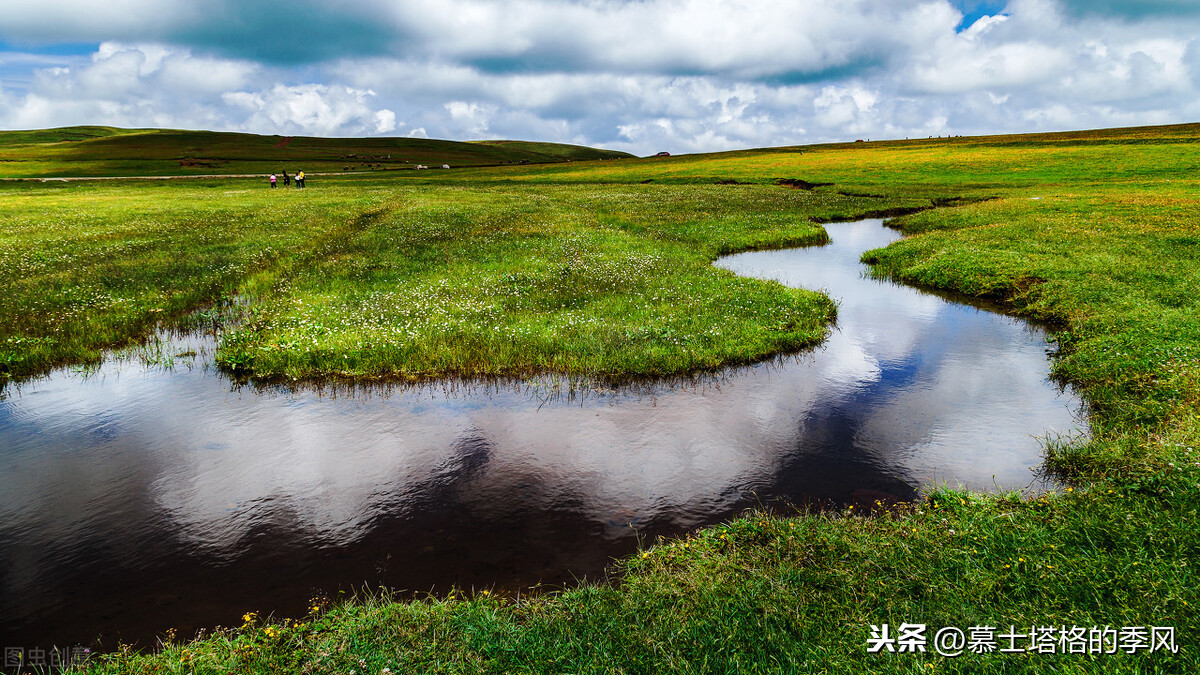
xmin=0 ymin=219 xmax=1087 ymax=651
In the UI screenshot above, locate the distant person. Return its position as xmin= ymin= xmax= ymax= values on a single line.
xmin=269 ymin=173 xmax=277 ymax=188
xmin=282 ymin=170 xmax=290 ymax=186
xmin=297 ymin=170 xmax=305 ymax=188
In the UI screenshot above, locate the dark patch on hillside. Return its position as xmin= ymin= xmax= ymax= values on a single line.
xmin=0 ymin=126 xmax=634 ymax=178
xmin=774 ymin=178 xmax=835 ymax=190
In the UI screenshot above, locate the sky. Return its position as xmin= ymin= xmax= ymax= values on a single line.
xmin=0 ymin=0 xmax=1198 ymax=155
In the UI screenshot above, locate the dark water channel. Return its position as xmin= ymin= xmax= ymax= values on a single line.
xmin=0 ymin=219 xmax=1087 ymax=651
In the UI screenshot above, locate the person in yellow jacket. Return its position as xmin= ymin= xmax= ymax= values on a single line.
xmin=296 ymin=170 xmax=306 ymax=188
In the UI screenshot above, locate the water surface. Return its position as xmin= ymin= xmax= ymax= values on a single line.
xmin=0 ymin=219 xmax=1086 ymax=650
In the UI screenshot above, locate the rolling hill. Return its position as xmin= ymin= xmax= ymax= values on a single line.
xmin=0 ymin=126 xmax=635 ymax=178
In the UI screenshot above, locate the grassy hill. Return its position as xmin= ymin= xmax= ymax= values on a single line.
xmin=469 ymin=139 xmax=643 ymax=162
xmin=0 ymin=126 xmax=634 ymax=178
xmin=445 ymin=122 xmax=1200 ymax=192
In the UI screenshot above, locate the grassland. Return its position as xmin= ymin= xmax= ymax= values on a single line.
xmin=1 ymin=123 xmax=1196 ymax=673
xmin=0 ymin=178 xmax=915 ymax=385
xmin=214 ymin=184 xmax=928 ymax=382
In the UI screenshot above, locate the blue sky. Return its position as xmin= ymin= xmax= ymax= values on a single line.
xmin=953 ymin=1 xmax=1008 ymax=29
xmin=1 ymin=0 xmax=1198 ymax=155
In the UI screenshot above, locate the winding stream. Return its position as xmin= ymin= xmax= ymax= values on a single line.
xmin=0 ymin=219 xmax=1086 ymax=649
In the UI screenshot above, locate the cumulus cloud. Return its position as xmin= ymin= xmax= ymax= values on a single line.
xmin=444 ymin=100 xmax=494 ymax=137
xmin=0 ymin=1 xmax=1198 ymax=153
xmin=0 ymin=43 xmax=397 ymax=136
xmin=1 ymin=43 xmax=255 ymax=129
xmin=225 ymin=84 xmax=391 ymax=137
xmin=373 ymin=109 xmax=396 ymax=134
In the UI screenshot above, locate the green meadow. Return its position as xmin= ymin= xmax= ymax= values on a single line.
xmin=0 ymin=179 xmax=907 ymax=384
xmin=1 ymin=123 xmax=1197 ymax=673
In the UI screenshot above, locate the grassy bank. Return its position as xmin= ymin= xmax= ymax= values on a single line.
xmin=0 ymin=178 xmax=919 ymax=387
xmin=213 ymin=184 xmax=909 ymax=382
xmin=85 ymin=488 xmax=1196 ymax=673
xmin=0 ymin=179 xmax=392 ymax=381
xmin=1 ymin=123 xmax=1194 ymax=673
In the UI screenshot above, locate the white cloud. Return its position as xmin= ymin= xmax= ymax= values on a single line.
xmin=221 ymin=91 xmax=264 ymax=110
xmin=962 ymin=14 xmax=1010 ymax=41
xmin=373 ymin=109 xmax=397 ymax=134
xmin=909 ymin=42 xmax=1072 ymax=94
xmin=157 ymin=54 xmax=254 ymax=94
xmin=814 ymin=85 xmax=880 ymax=134
xmin=0 ymin=44 xmax=396 ymax=137
xmin=234 ymin=84 xmax=391 ymax=137
xmin=0 ymin=1 xmax=1197 ymax=153
xmin=444 ymin=100 xmax=494 ymax=137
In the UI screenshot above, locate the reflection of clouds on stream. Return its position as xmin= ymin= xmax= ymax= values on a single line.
xmin=719 ymin=220 xmax=1084 ymax=489
xmin=0 ymin=219 xmax=1087 ymax=647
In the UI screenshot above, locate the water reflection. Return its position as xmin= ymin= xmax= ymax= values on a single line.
xmin=0 ymin=219 xmax=1086 ymax=649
